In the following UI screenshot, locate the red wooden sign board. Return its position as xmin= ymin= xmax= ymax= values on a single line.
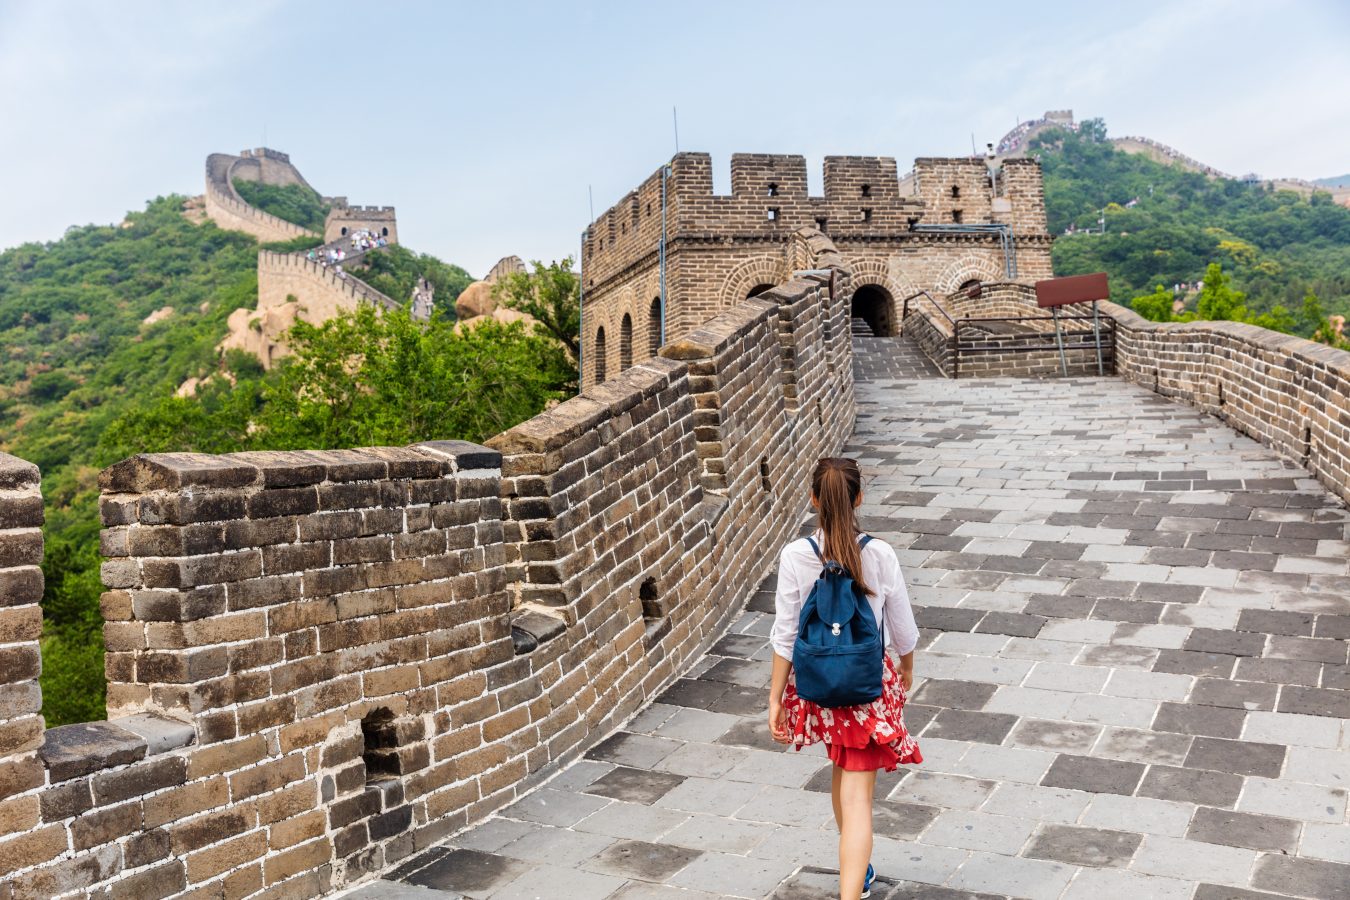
xmin=1035 ymin=272 xmax=1110 ymax=308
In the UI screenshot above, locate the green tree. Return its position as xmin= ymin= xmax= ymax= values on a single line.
xmin=1078 ymin=117 xmax=1108 ymax=142
xmin=231 ymin=180 xmax=328 ymax=232
xmin=1131 ymin=284 xmax=1174 ymax=322
xmin=1194 ymin=263 xmax=1249 ymax=321
xmin=492 ymin=258 xmax=581 ymax=365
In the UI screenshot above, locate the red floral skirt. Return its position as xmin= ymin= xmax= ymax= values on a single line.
xmin=783 ymin=654 xmax=923 ymax=772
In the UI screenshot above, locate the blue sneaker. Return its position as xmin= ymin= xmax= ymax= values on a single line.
xmin=861 ymin=862 xmax=875 ymax=898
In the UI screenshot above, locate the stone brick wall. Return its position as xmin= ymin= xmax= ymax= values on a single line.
xmin=1104 ymin=302 xmax=1350 ymax=506
xmin=578 ymin=151 xmax=1055 ymax=388
xmin=0 ymin=240 xmax=855 ymax=899
xmin=204 ymin=152 xmax=317 ymax=244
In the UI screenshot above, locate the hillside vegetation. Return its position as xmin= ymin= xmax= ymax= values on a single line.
xmin=0 ymin=196 xmax=491 ymax=725
xmin=232 ymin=179 xmax=328 ymax=232
xmin=1032 ymin=122 xmax=1350 ymax=337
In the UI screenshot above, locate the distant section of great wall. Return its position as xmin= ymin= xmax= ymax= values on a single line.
xmin=996 ymin=110 xmax=1350 ymax=207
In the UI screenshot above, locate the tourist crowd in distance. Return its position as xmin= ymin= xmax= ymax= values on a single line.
xmin=303 ymin=229 xmax=390 ymax=279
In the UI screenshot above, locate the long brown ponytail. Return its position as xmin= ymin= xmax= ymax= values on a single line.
xmin=811 ymin=457 xmax=872 ymax=596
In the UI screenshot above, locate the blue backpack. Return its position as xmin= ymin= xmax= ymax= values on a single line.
xmin=792 ymin=534 xmax=885 ymax=708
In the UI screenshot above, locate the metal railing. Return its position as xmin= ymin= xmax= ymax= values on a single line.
xmin=899 ymin=291 xmax=1115 ymax=378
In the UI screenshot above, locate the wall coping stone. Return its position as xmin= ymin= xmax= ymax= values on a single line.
xmin=38 ymin=722 xmax=147 ymax=783
xmin=0 ymin=453 xmax=39 ymax=490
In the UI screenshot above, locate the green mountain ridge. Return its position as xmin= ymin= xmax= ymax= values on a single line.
xmin=0 ymin=195 xmax=475 ymax=725
xmin=1313 ymin=173 xmax=1350 ymax=189
xmin=1031 ymin=123 xmax=1350 ymax=327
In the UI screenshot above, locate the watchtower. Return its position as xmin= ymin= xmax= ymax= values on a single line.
xmin=578 ymin=151 xmax=1054 ymax=387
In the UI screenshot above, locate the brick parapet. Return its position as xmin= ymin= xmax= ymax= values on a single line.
xmin=1104 ymin=302 xmax=1350 ymax=506
xmin=257 ymin=251 xmax=398 ymax=314
xmin=0 ymin=241 xmax=856 ymax=898
xmin=204 ymin=153 xmax=317 ymax=244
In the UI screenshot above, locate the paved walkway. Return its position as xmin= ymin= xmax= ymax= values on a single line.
xmin=348 ymin=335 xmax=1350 ymax=900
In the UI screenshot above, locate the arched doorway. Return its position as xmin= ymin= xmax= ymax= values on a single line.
xmin=747 ymin=284 xmax=774 ymax=298
xmin=851 ymin=285 xmax=894 ymax=336
xmin=594 ymin=327 xmax=607 ymax=383
xmin=647 ymin=297 xmax=662 ymax=357
xmin=620 ymin=314 xmax=633 ymax=370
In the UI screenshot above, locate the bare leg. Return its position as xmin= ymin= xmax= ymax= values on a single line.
xmin=831 ymin=764 xmax=843 ymax=831
xmin=838 ymin=768 xmax=877 ymax=900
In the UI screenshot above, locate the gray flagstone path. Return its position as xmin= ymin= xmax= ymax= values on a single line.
xmin=342 ymin=334 xmax=1350 ymax=900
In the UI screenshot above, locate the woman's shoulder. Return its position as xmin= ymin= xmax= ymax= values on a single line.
xmin=861 ymin=534 xmax=897 ymax=558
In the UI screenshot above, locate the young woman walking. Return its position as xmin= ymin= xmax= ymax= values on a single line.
xmin=768 ymin=457 xmax=922 ymax=900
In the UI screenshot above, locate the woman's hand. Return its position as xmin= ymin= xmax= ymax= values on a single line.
xmin=899 ymin=650 xmax=915 ymax=693
xmin=768 ymin=697 xmax=790 ymax=744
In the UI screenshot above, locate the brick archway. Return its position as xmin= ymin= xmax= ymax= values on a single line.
xmin=719 ymin=255 xmax=786 ymax=309
xmin=933 ymin=254 xmax=1006 ymax=295
xmin=844 ymin=256 xmax=917 ymax=335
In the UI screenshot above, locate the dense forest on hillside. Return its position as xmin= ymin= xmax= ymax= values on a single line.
xmin=0 ymin=197 xmax=490 ymax=725
xmin=232 ymin=179 xmax=329 ymax=232
xmin=1032 ymin=123 xmax=1350 ymax=335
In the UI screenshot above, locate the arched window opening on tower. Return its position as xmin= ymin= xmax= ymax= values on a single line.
xmin=851 ymin=285 xmax=895 ymax=337
xmin=594 ymin=327 xmax=607 ymax=382
xmin=861 ymin=184 xmax=871 ymax=198
xmin=767 ymin=208 xmax=779 ymax=221
xmin=620 ymin=314 xmax=633 ymax=370
xmin=382 ymin=227 xmax=388 ymax=237
xmin=951 ymin=209 xmax=963 ymax=224
xmin=950 ymin=185 xmax=961 ymax=199
xmin=815 ymin=218 xmax=828 ymax=233
xmin=861 ymin=209 xmax=872 ymax=223
xmin=648 ymin=297 xmax=662 ymax=357
xmin=747 ymin=284 xmax=774 ymax=299
xmin=767 ymin=183 xmax=779 ymax=197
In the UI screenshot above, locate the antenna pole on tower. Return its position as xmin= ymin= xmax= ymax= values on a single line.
xmin=673 ymin=107 xmax=680 ymax=155
xmin=588 ymin=185 xmax=594 ymax=223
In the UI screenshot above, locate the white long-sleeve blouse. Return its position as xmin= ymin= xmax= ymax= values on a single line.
xmin=769 ymin=531 xmax=920 ymax=663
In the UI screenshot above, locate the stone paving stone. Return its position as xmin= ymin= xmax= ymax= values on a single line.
xmin=1299 ymin=822 xmax=1350 ymax=864
xmin=490 ymin=863 xmax=627 ymax=900
xmin=923 ymin=709 xmax=1018 ymax=744
xmin=1024 ymin=662 xmax=1110 ymax=693
xmin=494 ymin=824 xmax=615 ymax=867
xmin=1184 ymin=736 xmax=1287 ymax=778
xmin=1079 ymin=793 xmax=1196 ymax=837
xmin=402 ymin=848 xmax=531 ymax=898
xmin=583 ymin=766 xmax=687 ymax=805
xmin=947 ymin=850 xmax=1076 ymax=900
xmin=868 ymin=837 xmax=971 ymax=889
xmin=982 ymin=686 xmax=1075 ymax=719
xmin=1007 ymin=720 xmax=1101 ymax=753
xmin=953 ymin=655 xmax=1035 ymax=685
xmin=1023 ymin=823 xmax=1142 ymax=867
xmin=1282 ymin=745 xmax=1350 ymax=787
xmin=1235 ymin=657 xmax=1324 ymax=687
xmin=1092 ymin=726 xmax=1192 ymax=765
xmin=735 ymin=785 xmax=836 ymax=829
xmin=503 ymin=788 xmax=612 ymax=827
xmin=1189 ymin=677 xmax=1280 ymax=711
xmin=1278 ymin=685 xmax=1350 ymax=719
xmin=1138 ymin=764 xmax=1244 ymax=808
xmin=910 ymin=679 xmax=997 ymax=710
xmin=608 ymin=883 xmax=720 ymax=899
xmin=870 ymin=800 xmax=942 ymax=841
xmin=1185 ymin=807 xmax=1301 ymax=853
xmin=715 ymin=719 xmax=781 ymax=752
xmin=1153 ymin=649 xmax=1239 ymax=678
xmin=723 ymin=748 xmax=830 ymax=789
xmin=1185 ymin=627 xmax=1268 ymax=657
xmin=1101 ymin=668 xmax=1193 ymax=701
xmin=1059 ymin=867 xmax=1195 ymax=900
xmin=1152 ymin=701 xmax=1246 ymax=738
xmin=581 ymin=839 xmax=702 ymax=882
xmin=1130 ymin=834 xmax=1258 ymax=885
xmin=902 ymin=772 xmax=998 ymax=810
xmin=573 ymin=801 xmax=691 ymax=843
xmin=922 ymin=809 xmax=1037 ymax=854
xmin=1242 ymin=710 xmax=1343 ymax=748
xmin=653 ymin=777 xmax=762 ymax=818
xmin=948 ymin=744 xmax=1055 ymax=785
xmin=1250 ymin=855 xmax=1350 ymax=900
xmin=652 ymin=740 xmax=749 ymax=778
xmin=665 ymin=851 xmax=797 ymax=898
xmin=979 ymin=782 xmax=1092 ymax=825
xmin=660 ymin=813 xmax=775 ymax=855
xmin=651 ymin=708 xmax=741 ymax=743
xmin=585 ymin=732 xmax=684 ymax=769
xmin=1237 ymin=776 xmax=1348 ymax=823
xmin=1041 ymin=754 xmax=1145 ymax=795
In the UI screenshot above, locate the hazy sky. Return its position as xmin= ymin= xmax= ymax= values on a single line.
xmin=2 ymin=0 xmax=1347 ymax=276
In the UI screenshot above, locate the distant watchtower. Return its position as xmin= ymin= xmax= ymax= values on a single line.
xmin=578 ymin=152 xmax=1053 ymax=387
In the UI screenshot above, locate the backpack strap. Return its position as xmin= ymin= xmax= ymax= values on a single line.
xmin=806 ymin=533 xmax=871 ymax=563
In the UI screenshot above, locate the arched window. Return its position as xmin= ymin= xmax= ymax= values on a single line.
xmin=381 ymin=227 xmax=389 ymax=237
xmin=648 ymin=296 xmax=662 ymax=357
xmin=851 ymin=285 xmax=895 ymax=337
xmin=594 ymin=327 xmax=607 ymax=383
xmin=620 ymin=314 xmax=633 ymax=370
